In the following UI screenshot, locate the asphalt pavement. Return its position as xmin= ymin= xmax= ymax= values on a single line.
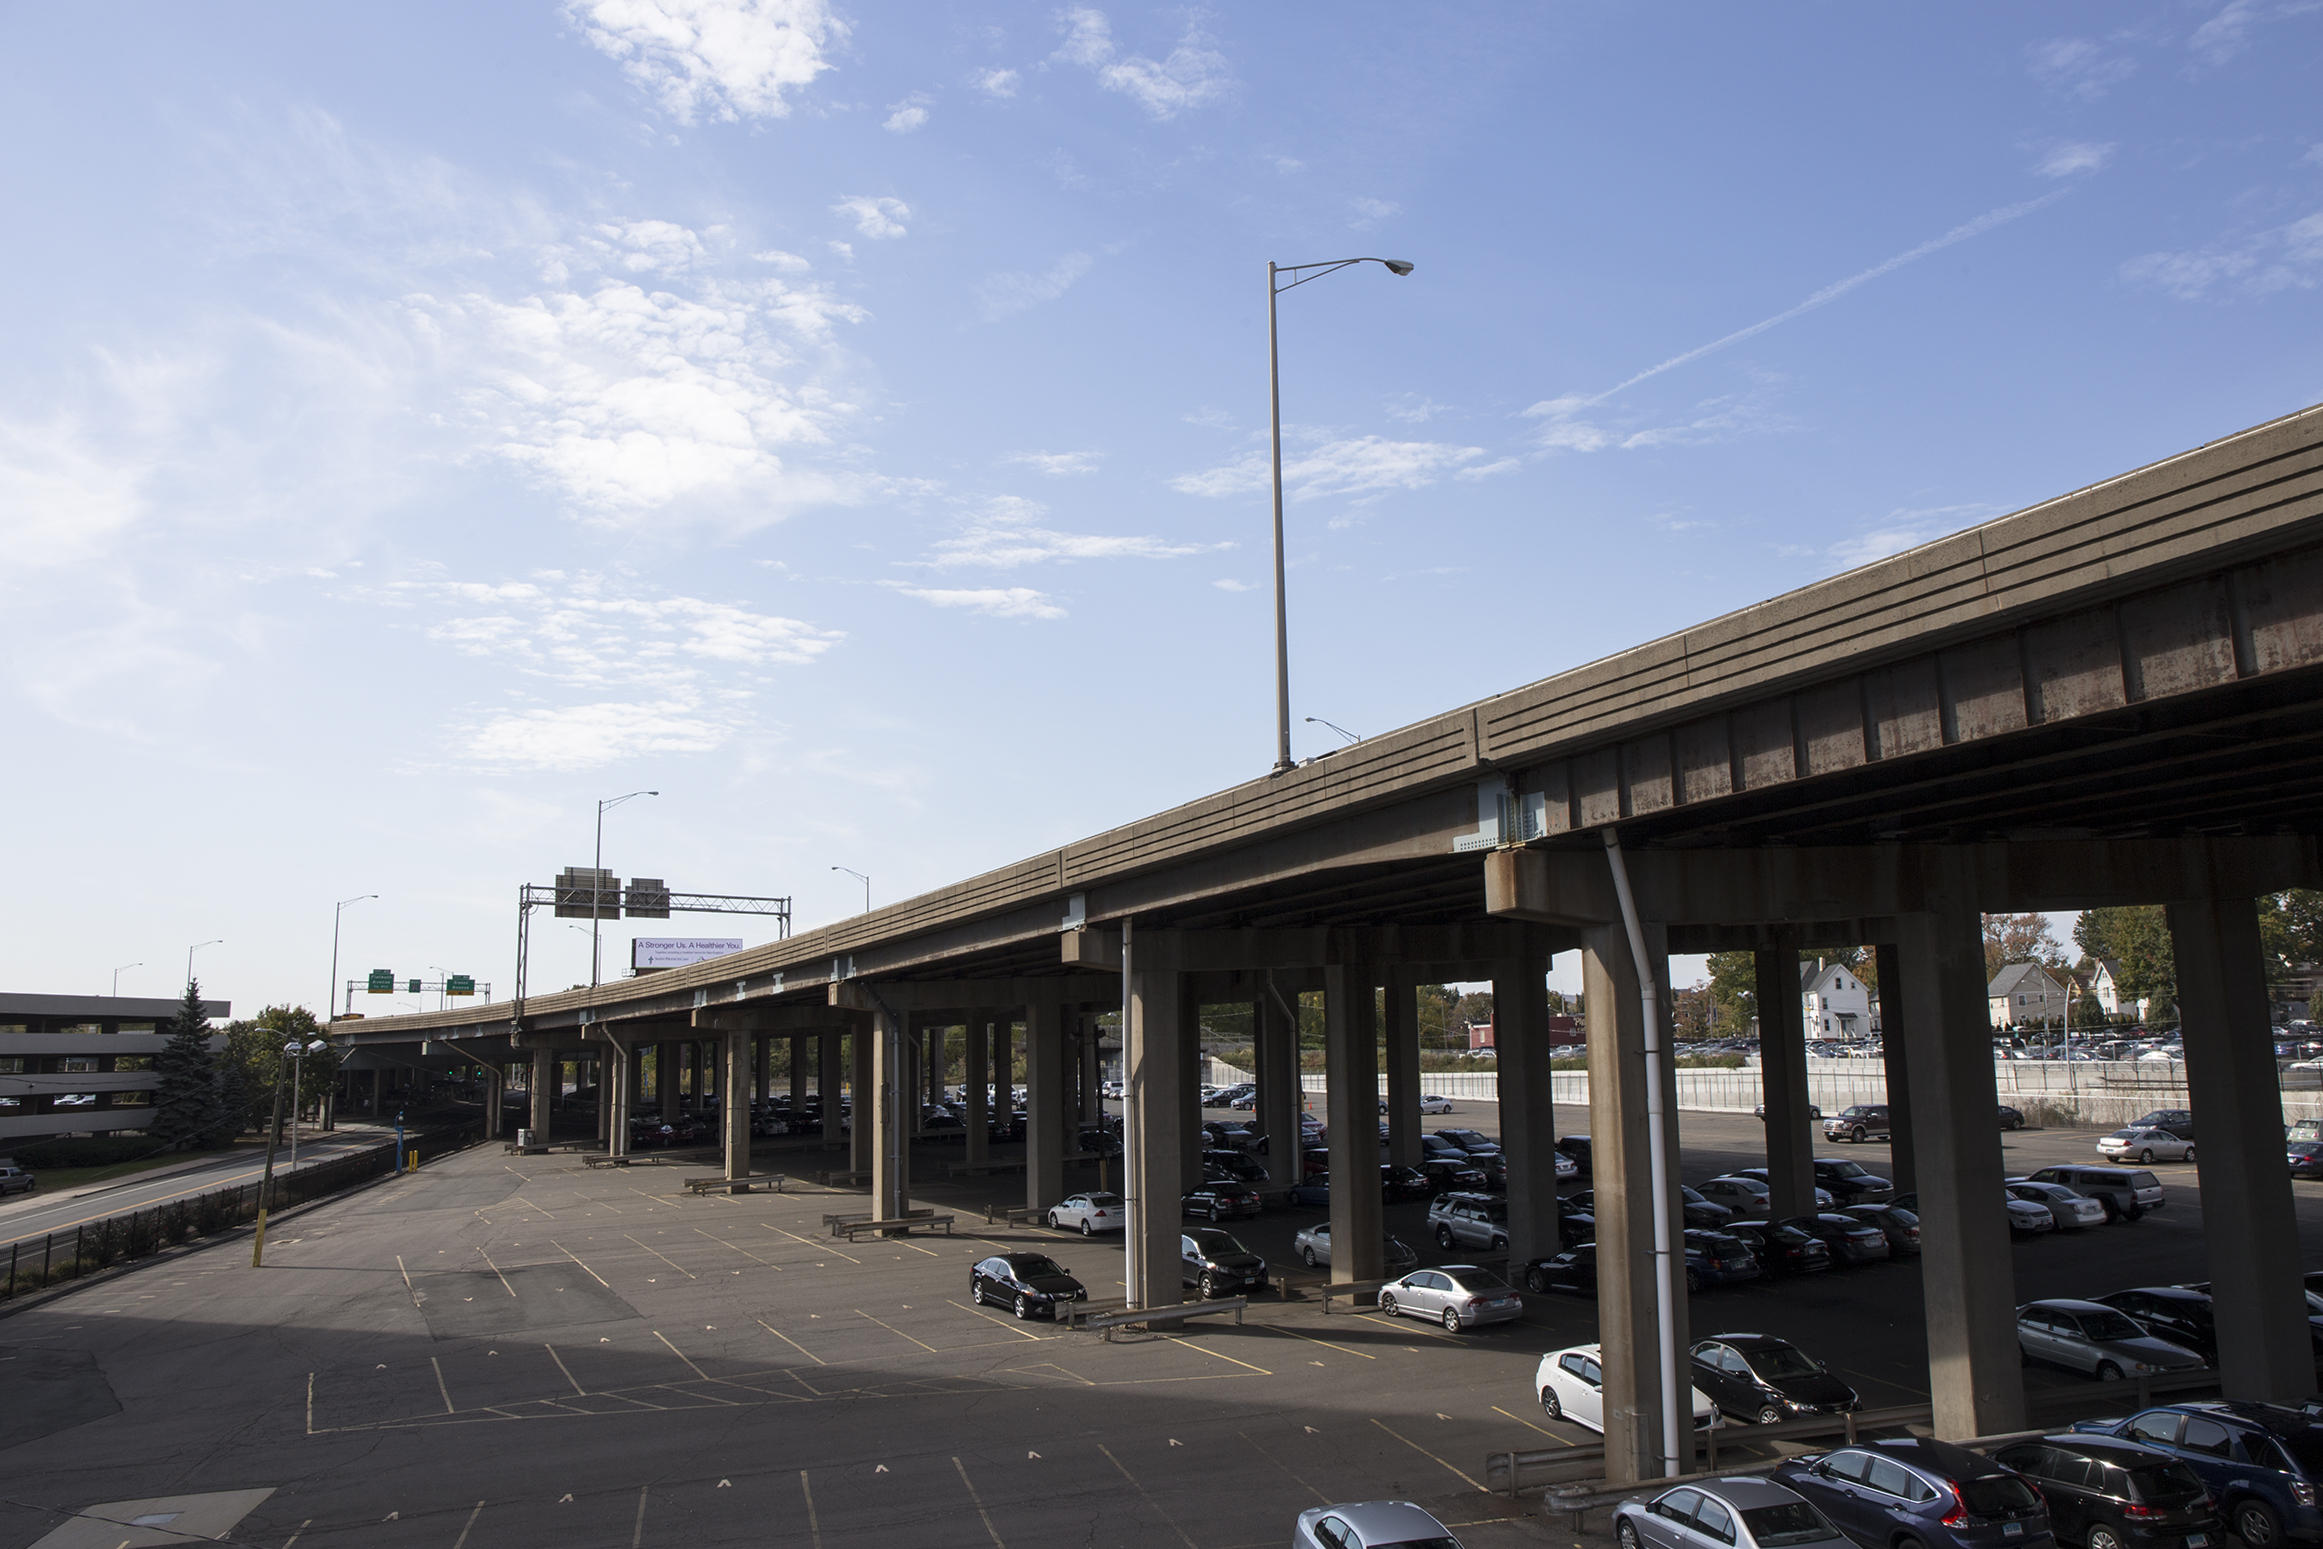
xmin=0 ymin=1127 xmax=397 ymax=1252
xmin=0 ymin=1101 xmax=2312 ymax=1549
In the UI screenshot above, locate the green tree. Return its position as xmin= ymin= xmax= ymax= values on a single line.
xmin=151 ymin=978 xmax=224 ymax=1151
xmin=1672 ymin=982 xmax=1716 ymax=1040
xmin=220 ymin=1005 xmax=334 ymax=1138
xmin=1984 ymin=913 xmax=2067 ymax=984
xmin=2076 ymin=906 xmax=2176 ymax=1023
xmin=1704 ymin=951 xmax=1758 ymax=1032
xmin=1414 ymin=983 xmax=1460 ymax=1051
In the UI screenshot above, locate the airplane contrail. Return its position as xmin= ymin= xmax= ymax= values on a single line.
xmin=1542 ymin=189 xmax=2074 ymax=413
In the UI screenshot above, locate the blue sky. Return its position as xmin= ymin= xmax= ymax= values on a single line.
xmin=3 ymin=2 xmax=2318 ymax=1014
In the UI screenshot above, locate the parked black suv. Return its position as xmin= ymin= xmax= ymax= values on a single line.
xmin=2131 ymin=1109 xmax=2195 ymax=1143
xmin=1690 ymin=1333 xmax=1860 ymax=1425
xmin=1992 ymin=1434 xmax=2220 ymax=1549
xmin=1180 ymin=1229 xmax=1269 ymax=1300
xmin=2073 ymin=1402 xmax=2323 ymax=1548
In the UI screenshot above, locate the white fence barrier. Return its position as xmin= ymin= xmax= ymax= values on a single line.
xmin=1207 ymin=1057 xmax=2322 ymax=1129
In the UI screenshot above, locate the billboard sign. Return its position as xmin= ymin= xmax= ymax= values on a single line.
xmin=632 ymin=938 xmax=743 ymax=970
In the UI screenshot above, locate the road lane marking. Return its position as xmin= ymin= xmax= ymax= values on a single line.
xmin=477 ymin=1248 xmax=517 ymax=1298
xmin=1491 ymin=1403 xmax=1570 ymax=1441
xmin=545 ymin=1343 xmax=585 ymax=1396
xmin=945 ymin=1298 xmax=1047 ymax=1340
xmin=761 ymin=1222 xmax=860 ymax=1264
xmin=754 ymin=1318 xmax=825 ymax=1365
xmin=450 ymin=1501 xmax=484 ymax=1549
xmin=692 ymin=1227 xmax=783 ymax=1267
xmin=622 ymin=1234 xmax=697 ymax=1279
xmin=630 ymin=1487 xmax=648 ymax=1549
xmin=652 ymin=1329 xmax=711 ymax=1379
xmin=1096 ymin=1442 xmax=1197 ymax=1547
xmin=305 ymin=1374 xmax=315 ymax=1435
xmin=1164 ymin=1333 xmax=1272 ymax=1375
xmin=395 ymin=1255 xmax=419 ymax=1305
xmin=856 ymin=1308 xmax=940 ymax=1353
xmin=430 ymin=1356 xmax=455 ymax=1414
xmin=1370 ymin=1416 xmax=1487 ymax=1492
xmin=281 ymin=1519 xmax=312 ymax=1549
xmin=1267 ymin=1323 xmax=1375 ymax=1359
xmin=1238 ymin=1430 xmax=1328 ymax=1503
xmin=951 ymin=1457 xmax=1006 ymax=1548
xmin=798 ymin=1473 xmax=821 ymax=1549
xmin=548 ymin=1240 xmax=611 ymax=1288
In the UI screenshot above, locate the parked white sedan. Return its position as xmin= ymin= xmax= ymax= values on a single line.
xmin=2004 ymin=1194 xmax=2057 ymax=1236
xmin=1536 ymin=1344 xmax=1719 ymax=1434
xmin=1419 ymin=1093 xmax=1456 ymax=1114
xmin=1046 ymin=1192 xmax=1125 ymax=1235
xmin=1377 ymin=1265 xmax=1524 ymax=1331
xmin=2005 ymin=1179 xmax=2108 ymax=1229
xmin=2096 ymin=1127 xmax=2196 ymax=1164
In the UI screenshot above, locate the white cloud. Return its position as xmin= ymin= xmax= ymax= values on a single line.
xmin=753 ymin=248 xmax=812 ymax=271
xmin=1273 ymin=156 xmax=1304 ymax=176
xmin=833 ymin=195 xmax=910 ymax=240
xmin=1349 ymin=197 xmax=1400 ymax=230
xmin=883 ymin=95 xmax=931 ymax=134
xmin=889 ymin=584 xmax=1065 ymax=619
xmin=0 ymin=415 xmax=147 ymax=574
xmin=565 ymin=0 xmax=845 ymax=124
xmin=1211 ymin=578 xmax=1252 ymax=592
xmin=2025 ymin=36 xmax=2135 ymax=100
xmin=1454 ymin=457 xmax=1523 ymax=482
xmin=2122 ymin=211 xmax=2323 ymax=298
xmin=2034 ymin=141 xmax=2114 ymax=178
xmin=1172 ymin=434 xmax=1487 ymax=503
xmin=977 ymin=251 xmax=1092 ymax=321
xmin=464 ymin=699 xmax=736 ymax=770
xmin=973 ymin=67 xmax=1020 ymax=98
xmin=1527 ymin=380 xmax=1792 ymax=454
xmin=2188 ymin=0 xmax=2258 ymax=66
xmin=413 ymin=230 xmax=868 ymax=523
xmin=919 ymin=501 xmax=1212 ymax=567
xmin=1002 ymin=449 xmax=1103 ymax=476
xmin=1053 ymin=7 xmax=1231 ymax=121
xmin=1826 ymin=505 xmax=2001 ymax=570
xmin=828 ymin=239 xmax=854 ymax=260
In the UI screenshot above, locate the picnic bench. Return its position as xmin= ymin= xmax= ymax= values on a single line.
xmin=822 ymin=1209 xmax=955 ymax=1241
xmin=683 ymin=1172 xmax=787 ymax=1195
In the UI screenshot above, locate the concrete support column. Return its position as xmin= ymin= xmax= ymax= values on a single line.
xmin=1127 ymin=966 xmax=1188 ymax=1309
xmin=656 ymin=1041 xmax=677 ymax=1113
xmin=820 ymin=1031 xmax=843 ymax=1148
xmin=1583 ymin=919 xmax=1690 ymax=1486
xmin=484 ymin=1065 xmax=504 ymax=1139
xmin=871 ymin=1007 xmax=909 ymax=1218
xmin=1876 ymin=943 xmax=1916 ymax=1194
xmin=1081 ymin=1028 xmax=1102 ymax=1124
xmin=530 ymin=1047 xmax=553 ymax=1139
xmin=1324 ymin=961 xmax=1384 ymax=1286
xmin=1258 ymin=983 xmax=1302 ymax=1190
xmin=1493 ymin=953 xmax=1559 ymax=1269
xmin=1026 ymin=1001 xmax=1067 ymax=1213
xmin=2169 ymin=895 xmax=2313 ymax=1400
xmin=608 ymin=1038 xmax=631 ymax=1158
xmin=690 ymin=1041 xmax=705 ymax=1112
xmin=965 ymin=1014 xmax=990 ymax=1168
xmin=790 ymin=1035 xmax=808 ymax=1114
xmin=723 ymin=1028 xmax=750 ymax=1182
xmin=755 ymin=1035 xmax=772 ymax=1106
xmin=849 ymin=1028 xmax=874 ymax=1175
xmin=1754 ymin=938 xmax=1816 ymax=1221
xmin=1384 ymin=970 xmax=1421 ymax=1169
xmin=1178 ymin=1002 xmax=1204 ymax=1181
xmin=906 ymin=1021 xmax=925 ymax=1138
xmin=595 ymin=1055 xmax=611 ymax=1143
xmin=1896 ymin=888 xmax=2024 ymax=1439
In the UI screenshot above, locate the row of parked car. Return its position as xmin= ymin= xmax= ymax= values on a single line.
xmin=1607 ymin=1398 xmax=2323 ymax=1549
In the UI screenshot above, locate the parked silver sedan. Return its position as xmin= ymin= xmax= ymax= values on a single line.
xmin=1294 ymin=1500 xmax=1464 ymax=1548
xmin=1291 ymin=1223 xmax=1418 ymax=1274
xmin=1377 ymin=1265 xmax=1525 ymax=1331
xmin=2005 ymin=1179 xmax=2108 ymax=1230
xmin=2015 ymin=1298 xmax=2208 ymax=1379
xmin=1613 ymin=1476 xmax=1848 ymax=1549
xmin=2097 ymin=1127 xmax=2196 ymax=1164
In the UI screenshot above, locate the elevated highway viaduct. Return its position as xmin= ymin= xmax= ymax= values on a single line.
xmin=347 ymin=402 xmax=2323 ymax=1484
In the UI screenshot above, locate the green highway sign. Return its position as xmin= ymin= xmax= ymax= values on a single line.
xmin=408 ymin=978 xmax=422 ymax=994
xmin=366 ymin=970 xmax=394 ymax=993
xmin=446 ymin=975 xmax=476 ymax=997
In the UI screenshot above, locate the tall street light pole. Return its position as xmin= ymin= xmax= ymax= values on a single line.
xmin=186 ymin=939 xmax=222 ymax=990
xmin=1303 ymin=716 xmax=1360 ymax=746
xmin=831 ymin=866 xmax=870 ymax=914
xmin=110 ymin=962 xmax=141 ymax=997
xmin=328 ymin=894 xmax=376 ymax=1022
xmin=1266 ymin=256 xmax=1414 ymax=774
xmin=592 ymin=790 xmax=658 ymax=989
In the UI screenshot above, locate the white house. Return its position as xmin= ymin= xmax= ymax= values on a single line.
xmin=2081 ymin=958 xmax=2143 ymax=1021
xmin=1800 ymin=959 xmax=1873 ymax=1040
xmin=1988 ymin=962 xmax=2071 ymax=1028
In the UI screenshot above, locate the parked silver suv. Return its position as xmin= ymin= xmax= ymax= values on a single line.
xmin=1426 ymin=1192 xmax=1509 ymax=1253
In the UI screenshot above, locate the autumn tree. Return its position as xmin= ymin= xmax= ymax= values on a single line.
xmin=1984 ymin=913 xmax=2068 ymax=984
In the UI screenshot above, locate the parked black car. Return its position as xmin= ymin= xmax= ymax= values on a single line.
xmin=1181 ymin=1181 xmax=1261 ymax=1220
xmin=1773 ymin=1437 xmax=2050 ymax=1549
xmin=1180 ymin=1228 xmax=1269 ymax=1299
xmin=1781 ymin=1212 xmax=1892 ymax=1265
xmin=2073 ymin=1402 xmax=2323 ymax=1549
xmin=1415 ymin=1157 xmax=1489 ymax=1194
xmin=1569 ymin=1187 xmax=1732 ymax=1232
xmin=1811 ymin=1158 xmax=1894 ymax=1204
xmin=2288 ymin=1142 xmax=2323 ymax=1181
xmin=1727 ymin=1219 xmax=1834 ymax=1275
xmin=1556 ymin=1134 xmax=1593 ymax=1178
xmin=1990 ymin=1435 xmax=2221 ymax=1549
xmin=2130 ymin=1109 xmax=2195 ymax=1143
xmin=1841 ymin=1203 xmax=1922 ymax=1255
xmin=1522 ymin=1242 xmax=1599 ymax=1294
xmin=1379 ymin=1163 xmax=1434 ymax=1202
xmin=1690 ymin=1334 xmax=1860 ymax=1425
xmin=1824 ymin=1104 xmax=1892 ymax=1143
xmin=2095 ymin=1288 xmax=2220 ymax=1364
xmin=969 ymin=1253 xmax=1087 ymax=1320
xmin=1520 ymin=1231 xmax=1761 ymax=1295
xmin=1999 ymin=1104 xmax=2027 ymax=1131
xmin=1202 ymin=1147 xmax=1266 ymax=1183
xmin=1431 ymin=1128 xmax=1502 ymax=1158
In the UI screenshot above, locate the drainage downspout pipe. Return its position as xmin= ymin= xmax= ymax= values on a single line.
xmin=1121 ymin=917 xmax=1139 ymax=1309
xmin=1604 ymin=826 xmax=1685 ymax=1479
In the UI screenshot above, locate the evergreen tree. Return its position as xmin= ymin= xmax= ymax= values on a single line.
xmin=151 ymin=977 xmax=223 ymax=1151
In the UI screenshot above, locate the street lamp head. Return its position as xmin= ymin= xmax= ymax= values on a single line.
xmin=1381 ymin=259 xmax=1414 ymax=276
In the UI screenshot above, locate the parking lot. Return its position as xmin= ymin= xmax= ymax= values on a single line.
xmin=0 ymin=1100 xmax=2312 ymax=1549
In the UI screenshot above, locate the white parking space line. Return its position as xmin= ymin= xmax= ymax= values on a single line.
xmin=548 ymin=1240 xmax=611 ymax=1288
xmin=448 ymin=1501 xmax=484 ymax=1549
xmin=754 ymin=1317 xmax=825 ymax=1365
xmin=761 ymin=1223 xmax=860 ymax=1265
xmin=1369 ymin=1416 xmax=1487 ymax=1493
xmin=1490 ymin=1403 xmax=1570 ymax=1440
xmin=951 ymin=1457 xmax=1006 ymax=1549
xmin=1095 ymin=1442 xmax=1198 ymax=1548
xmin=856 ymin=1308 xmax=940 ymax=1353
xmin=630 ymin=1487 xmax=648 ymax=1549
xmin=797 ymin=1473 xmax=822 ymax=1549
xmin=945 ymin=1298 xmax=1047 ymax=1340
xmin=476 ymin=1249 xmax=517 ymax=1298
xmin=429 ymin=1356 xmax=454 ymax=1415
xmin=651 ymin=1329 xmax=710 ymax=1379
xmin=622 ymin=1234 xmax=697 ymax=1279
xmin=544 ymin=1343 xmax=585 ymax=1396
